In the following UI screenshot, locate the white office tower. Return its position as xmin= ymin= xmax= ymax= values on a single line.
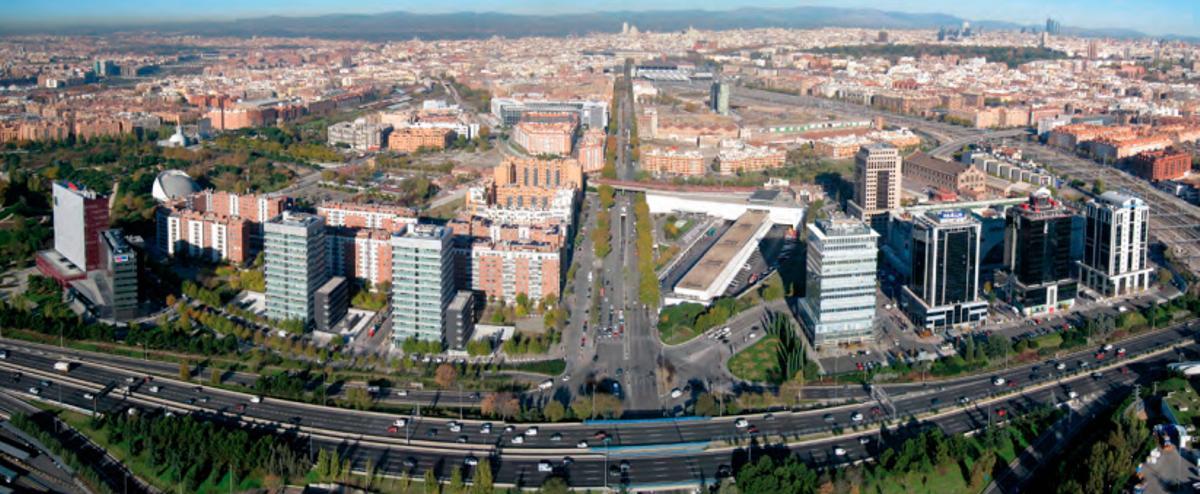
xmin=391 ymin=224 xmax=455 ymax=347
xmin=800 ymin=216 xmax=880 ymax=347
xmin=1080 ymin=191 xmax=1152 ymax=297
xmin=264 ymin=212 xmax=328 ymax=327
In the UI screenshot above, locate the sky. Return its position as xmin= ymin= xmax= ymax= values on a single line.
xmin=3 ymin=0 xmax=1197 ymax=37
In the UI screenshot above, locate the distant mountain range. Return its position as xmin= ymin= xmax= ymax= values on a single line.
xmin=0 ymin=6 xmax=1179 ymax=42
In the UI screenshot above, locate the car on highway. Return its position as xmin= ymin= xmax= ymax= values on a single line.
xmin=403 ymin=458 xmax=418 ymax=469
xmin=512 ymin=435 xmax=525 ymax=445
xmin=525 ymin=426 xmax=539 ymax=436
xmin=593 ymin=431 xmax=608 ymax=440
xmin=992 ymin=377 xmax=1006 ymax=386
xmin=148 ymin=385 xmax=160 ymax=393
xmin=250 ymin=396 xmax=262 ymax=404
xmin=449 ymin=422 xmax=462 ymax=433
xmin=833 ymin=447 xmax=847 ymax=457
xmin=561 ymin=456 xmax=574 ymax=466
xmin=670 ymin=388 xmax=683 ymax=399
xmin=550 ymin=433 xmax=563 ymax=442
xmin=395 ymin=389 xmax=408 ymax=397
xmin=82 ymin=392 xmax=94 ymax=400
xmin=27 ymin=387 xmax=39 ymax=395
xmin=387 ymin=425 xmax=400 ymax=434
xmin=859 ymin=436 xmax=871 ymax=445
xmin=480 ymin=423 xmax=491 ymax=434
xmin=1092 ymin=371 xmax=1104 ymax=379
xmin=456 ymin=436 xmax=468 ymax=444
xmin=1056 ymin=362 xmax=1067 ymax=371
xmin=0 ymin=350 xmax=7 ymax=359
xmin=850 ymin=411 xmax=864 ymax=422
xmin=734 ymin=418 xmax=749 ymax=428
xmin=824 ymin=413 xmax=836 ymax=423
xmin=576 ymin=440 xmax=589 ymax=449
xmin=1103 ymin=344 xmax=1114 ymax=352
xmin=1068 ymin=390 xmax=1079 ymax=399
xmin=464 ymin=456 xmax=479 ymax=467
xmin=538 ymin=461 xmax=554 ymax=473
xmin=996 ymin=408 xmax=1007 ymax=417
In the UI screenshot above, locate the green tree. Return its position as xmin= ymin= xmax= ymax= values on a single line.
xmin=447 ymin=466 xmax=465 ymax=494
xmin=424 ymin=469 xmax=440 ymax=494
xmin=544 ymin=400 xmax=567 ymax=422
xmin=592 ymin=393 xmax=623 ymax=419
xmin=570 ymin=396 xmax=593 ymax=419
xmin=470 ymin=459 xmax=494 ymax=494
xmin=539 ymin=477 xmax=569 ymax=494
xmin=694 ymin=393 xmax=719 ymax=416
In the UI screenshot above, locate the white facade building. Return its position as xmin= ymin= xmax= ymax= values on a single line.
xmin=1080 ymin=191 xmax=1153 ymax=297
xmin=800 ymin=216 xmax=879 ymax=347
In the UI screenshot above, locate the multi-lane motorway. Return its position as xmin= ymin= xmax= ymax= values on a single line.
xmin=1 ymin=319 xmax=1195 ymax=489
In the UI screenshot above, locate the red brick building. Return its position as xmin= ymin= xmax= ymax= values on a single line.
xmin=1131 ymin=148 xmax=1193 ymax=181
xmin=388 ymin=127 xmax=454 ymax=153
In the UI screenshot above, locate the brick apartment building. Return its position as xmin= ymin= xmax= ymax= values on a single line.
xmin=317 ymin=202 xmax=417 ymax=232
xmin=155 ymin=190 xmax=289 ymax=264
xmin=642 ymin=147 xmax=707 ymax=175
xmin=716 ymin=142 xmax=786 ymax=175
xmin=388 ymin=126 xmax=455 ymax=153
xmin=512 ymin=120 xmax=576 ymax=156
xmin=576 ymin=128 xmax=606 ymax=173
xmin=903 ymin=152 xmax=988 ymax=195
xmin=1131 ymin=148 xmax=1193 ymax=181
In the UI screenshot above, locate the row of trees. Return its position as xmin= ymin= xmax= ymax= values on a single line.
xmin=732 ymin=405 xmax=1063 ymax=493
xmin=102 ymin=411 xmax=311 ymax=491
xmin=632 ymin=193 xmax=659 ymax=306
xmin=1050 ymin=396 xmax=1151 ymax=493
xmin=762 ymin=312 xmax=817 ymax=384
xmin=657 ymin=299 xmax=749 ymax=340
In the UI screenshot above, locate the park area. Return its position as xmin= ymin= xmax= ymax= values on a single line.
xmin=727 ymin=336 xmax=781 ymax=382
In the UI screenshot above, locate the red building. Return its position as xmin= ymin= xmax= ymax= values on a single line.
xmin=1131 ymin=148 xmax=1192 ymax=181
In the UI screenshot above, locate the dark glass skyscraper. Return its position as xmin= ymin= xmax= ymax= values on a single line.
xmin=1004 ymin=189 xmax=1079 ymax=315
xmin=901 ymin=210 xmax=987 ymax=328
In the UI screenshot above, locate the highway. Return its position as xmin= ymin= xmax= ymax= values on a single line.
xmin=0 ymin=319 xmax=1193 ymax=489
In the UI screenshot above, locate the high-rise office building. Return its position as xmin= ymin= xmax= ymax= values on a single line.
xmin=264 ymin=212 xmax=329 ymax=327
xmin=1004 ymin=189 xmax=1079 ymax=315
xmin=391 ymin=224 xmax=455 ymax=347
xmin=52 ymin=181 xmax=110 ymax=272
xmin=900 ymin=210 xmax=987 ymax=328
xmin=800 ymin=216 xmax=879 ymax=347
xmin=1080 ymin=191 xmax=1152 ymax=298
xmin=710 ymin=81 xmax=731 ymax=116
xmin=1045 ymin=17 xmax=1061 ymax=35
xmin=99 ymin=229 xmax=138 ymax=321
xmin=849 ymin=143 xmax=902 ymax=233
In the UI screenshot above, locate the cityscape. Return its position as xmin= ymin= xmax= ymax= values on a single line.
xmin=1 ymin=1 xmax=1200 ymax=493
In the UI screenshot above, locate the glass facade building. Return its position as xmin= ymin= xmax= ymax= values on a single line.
xmin=901 ymin=210 xmax=987 ymax=328
xmin=1004 ymin=189 xmax=1079 ymax=316
xmin=800 ymin=216 xmax=879 ymax=347
xmin=391 ymin=224 xmax=454 ymax=347
xmin=264 ymin=212 xmax=328 ymax=327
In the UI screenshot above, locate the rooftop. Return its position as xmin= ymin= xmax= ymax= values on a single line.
xmin=675 ymin=209 xmax=769 ymax=294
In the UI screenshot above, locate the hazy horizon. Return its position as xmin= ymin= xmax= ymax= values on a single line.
xmin=2 ymin=0 xmax=1196 ymax=38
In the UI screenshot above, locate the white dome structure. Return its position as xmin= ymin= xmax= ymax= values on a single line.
xmin=152 ymin=170 xmax=201 ymax=203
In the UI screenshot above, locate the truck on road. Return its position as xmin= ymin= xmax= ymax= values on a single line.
xmin=53 ymin=361 xmax=73 ymax=373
